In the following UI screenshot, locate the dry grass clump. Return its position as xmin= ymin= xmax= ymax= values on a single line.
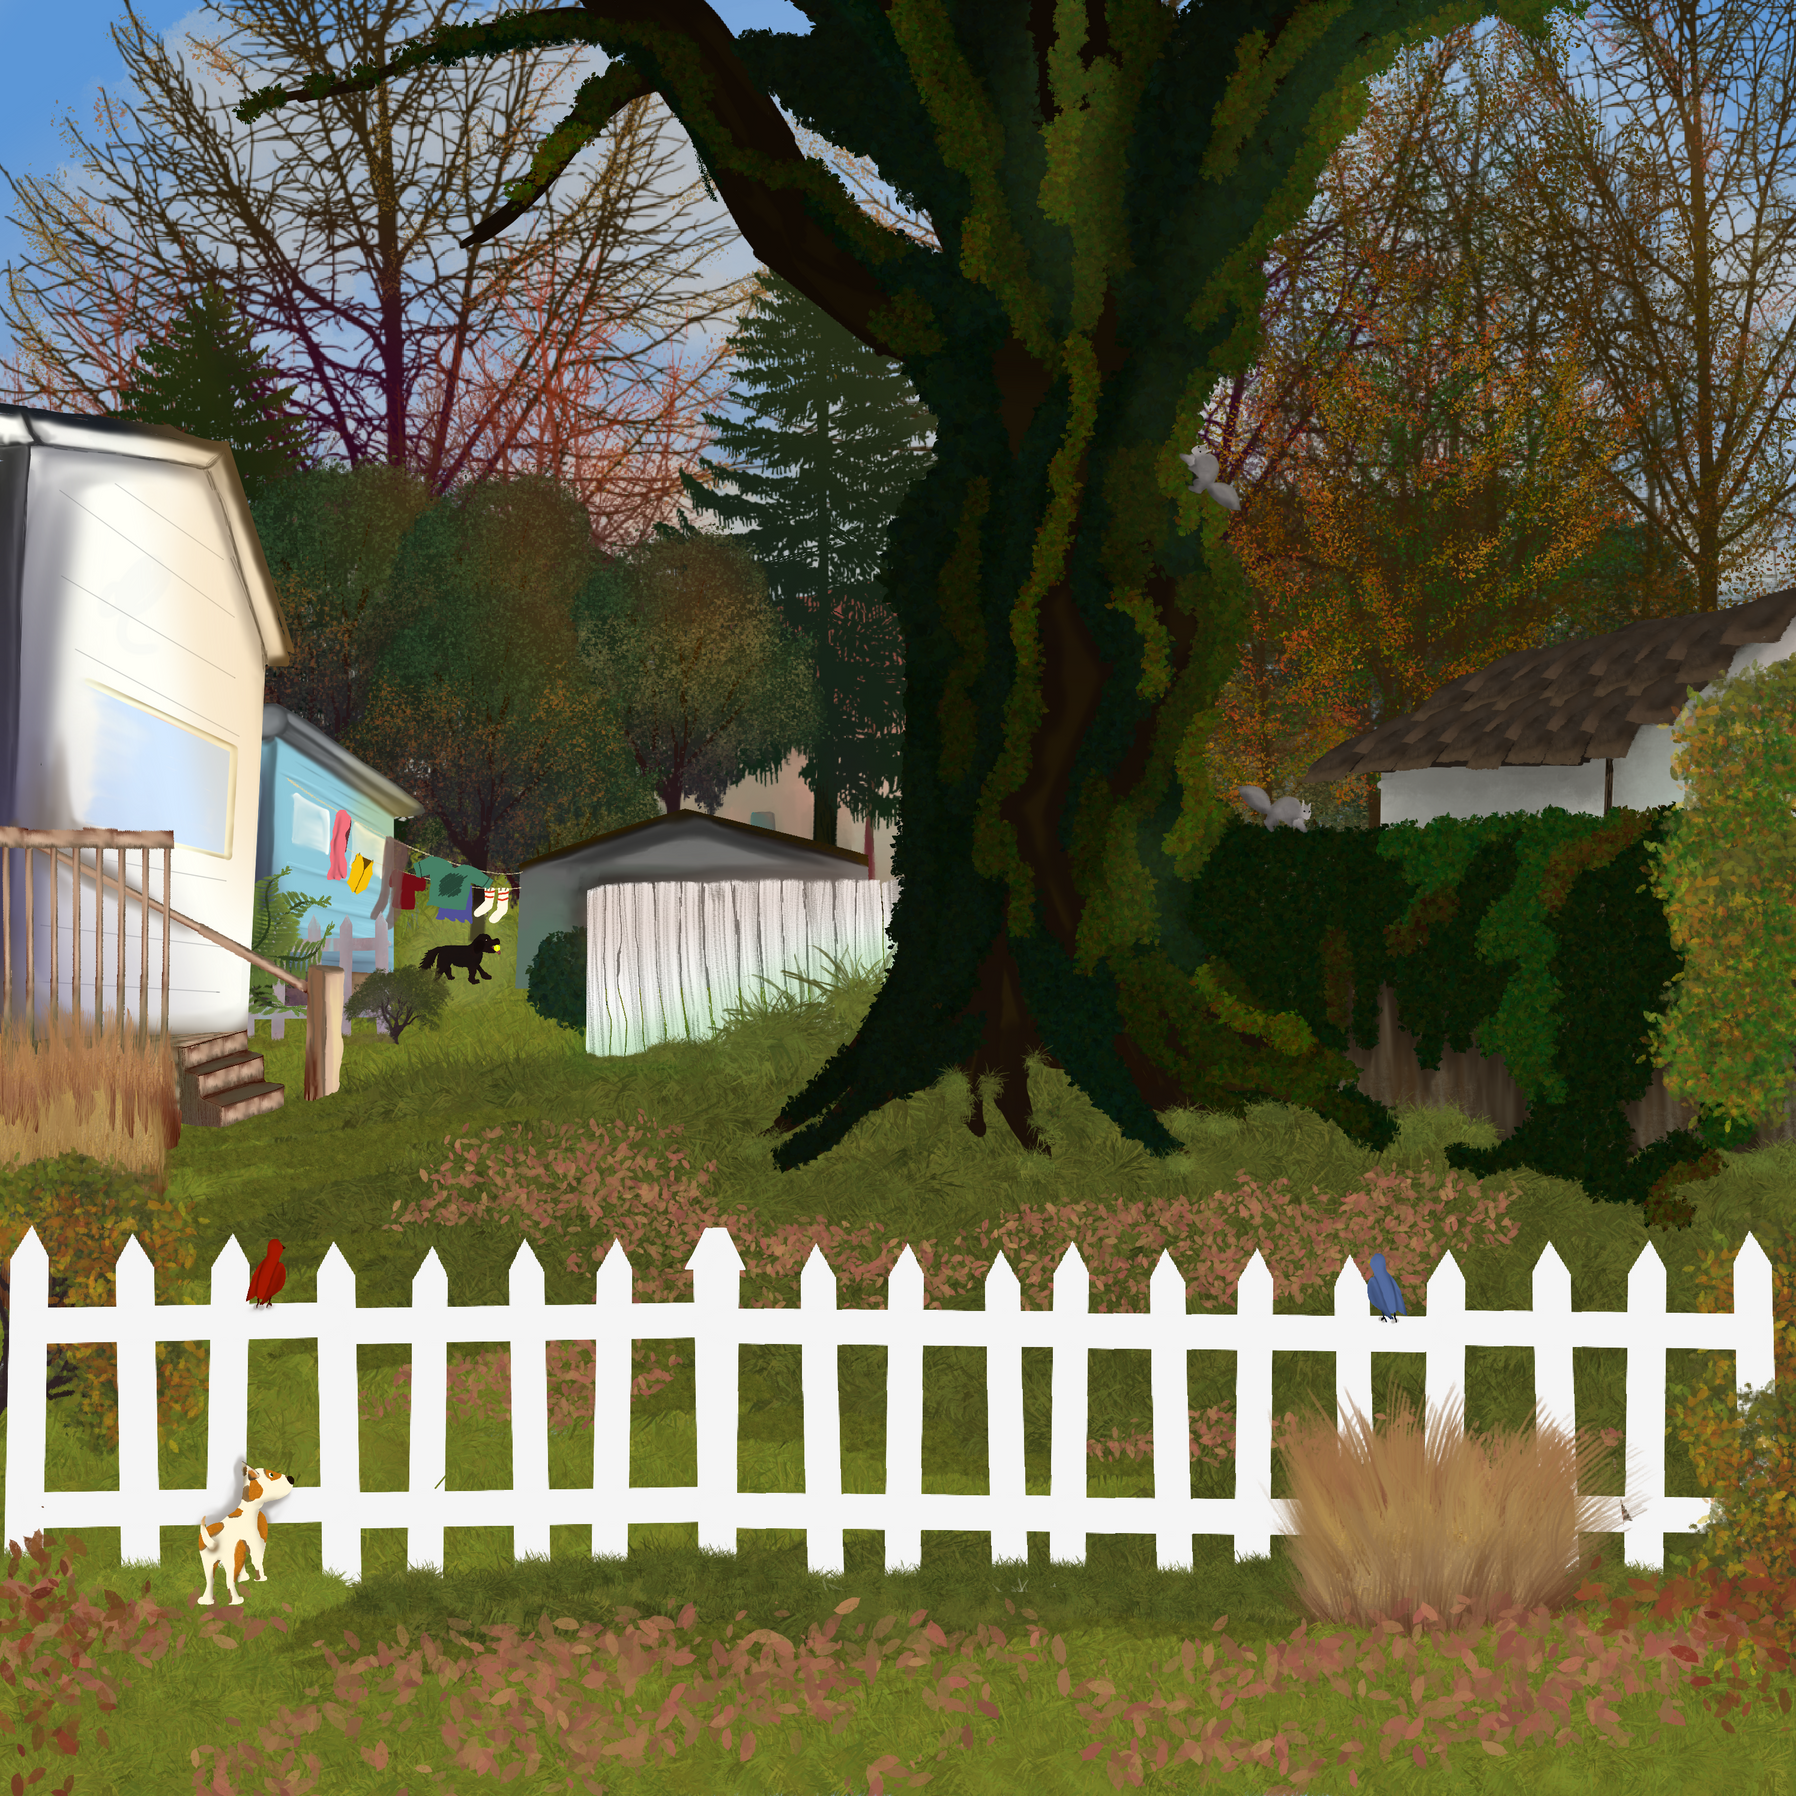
xmin=0 ymin=1008 xmax=178 ymax=1181
xmin=1277 ymin=1381 xmax=1635 ymax=1643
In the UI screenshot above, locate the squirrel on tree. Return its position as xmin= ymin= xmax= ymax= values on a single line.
xmin=1236 ymin=786 xmax=1312 ymax=831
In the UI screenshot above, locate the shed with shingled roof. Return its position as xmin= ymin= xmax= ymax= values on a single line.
xmin=1304 ymin=587 xmax=1796 ymax=824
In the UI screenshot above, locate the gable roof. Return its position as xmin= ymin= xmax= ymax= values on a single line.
xmin=519 ymin=806 xmax=871 ymax=874
xmin=1305 ymin=586 xmax=1796 ymax=781
xmin=0 ymin=405 xmax=295 ymax=667
xmin=262 ymin=704 xmax=423 ymax=819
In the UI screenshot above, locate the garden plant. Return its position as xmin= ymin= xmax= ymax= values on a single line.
xmin=0 ymin=892 xmax=1793 ymax=1792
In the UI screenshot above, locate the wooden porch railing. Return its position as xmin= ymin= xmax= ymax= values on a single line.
xmin=0 ymin=827 xmax=344 ymax=1099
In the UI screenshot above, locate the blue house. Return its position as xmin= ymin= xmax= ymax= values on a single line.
xmin=256 ymin=704 xmax=423 ymax=979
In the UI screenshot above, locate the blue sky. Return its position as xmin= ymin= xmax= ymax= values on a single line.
xmin=0 ymin=3 xmax=1787 ymax=606
xmin=0 ymin=0 xmax=819 ymax=473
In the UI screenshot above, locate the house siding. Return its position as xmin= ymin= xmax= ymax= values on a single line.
xmin=0 ymin=415 xmax=292 ymax=1037
xmin=257 ymin=707 xmax=422 ymax=976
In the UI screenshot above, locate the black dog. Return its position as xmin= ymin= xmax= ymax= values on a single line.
xmin=421 ymin=934 xmax=503 ymax=984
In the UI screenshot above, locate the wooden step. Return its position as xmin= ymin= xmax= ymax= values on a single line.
xmin=171 ymin=1030 xmax=250 ymax=1071
xmin=186 ymin=1077 xmax=285 ymax=1128
xmin=172 ymin=1030 xmax=285 ymax=1129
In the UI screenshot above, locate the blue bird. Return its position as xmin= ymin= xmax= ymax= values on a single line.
xmin=1367 ymin=1252 xmax=1407 ymax=1322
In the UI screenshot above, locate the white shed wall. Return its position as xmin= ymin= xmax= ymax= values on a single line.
xmin=1379 ymin=611 xmax=1796 ymax=827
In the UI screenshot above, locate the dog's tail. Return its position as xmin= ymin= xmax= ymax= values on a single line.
xmin=419 ymin=947 xmax=441 ymax=972
xmin=197 ymin=1517 xmax=210 ymax=1549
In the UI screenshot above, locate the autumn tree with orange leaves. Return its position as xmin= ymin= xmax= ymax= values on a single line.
xmin=1194 ymin=19 xmax=1657 ymax=830
xmin=1224 ymin=238 xmax=1641 ymax=818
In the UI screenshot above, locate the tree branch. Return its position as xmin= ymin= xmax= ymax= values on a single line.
xmin=233 ymin=8 xmax=611 ymax=124
xmin=234 ymin=0 xmax=921 ymax=357
xmin=461 ymin=60 xmax=652 ymax=249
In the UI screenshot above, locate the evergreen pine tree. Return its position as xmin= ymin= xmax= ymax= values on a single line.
xmin=654 ymin=268 xmax=934 ymax=848
xmin=112 ymin=281 xmax=315 ymax=503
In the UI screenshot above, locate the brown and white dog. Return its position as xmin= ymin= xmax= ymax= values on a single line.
xmin=197 ymin=1464 xmax=296 ymax=1606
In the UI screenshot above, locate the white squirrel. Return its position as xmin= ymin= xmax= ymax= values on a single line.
xmin=1179 ymin=445 xmax=1241 ymax=510
xmin=1237 ymin=785 xmax=1312 ymax=832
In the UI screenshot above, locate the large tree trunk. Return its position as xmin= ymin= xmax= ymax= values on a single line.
xmin=248 ymin=0 xmax=1431 ymax=1180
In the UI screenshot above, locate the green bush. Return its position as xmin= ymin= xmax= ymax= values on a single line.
xmin=0 ymin=1151 xmax=210 ymax=1449
xmin=526 ymin=926 xmax=586 ymax=1035
xmin=343 ymin=963 xmax=452 ymax=1045
xmin=248 ymin=864 xmax=336 ymax=1013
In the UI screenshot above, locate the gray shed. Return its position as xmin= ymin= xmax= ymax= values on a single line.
xmin=517 ymin=808 xmax=897 ymax=1055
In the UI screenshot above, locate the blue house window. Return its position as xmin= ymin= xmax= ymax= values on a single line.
xmin=80 ymin=682 xmax=234 ymax=856
xmin=290 ymin=790 xmax=334 ymax=861
xmin=750 ymin=811 xmax=775 ymax=829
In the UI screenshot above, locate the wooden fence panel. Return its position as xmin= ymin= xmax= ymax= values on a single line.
xmin=1343 ymin=983 xmax=1796 ymax=1154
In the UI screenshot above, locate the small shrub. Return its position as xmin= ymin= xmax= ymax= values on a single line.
xmin=0 ymin=1150 xmax=209 ymax=1449
xmin=344 ymin=963 xmax=452 ymax=1045
xmin=526 ymin=925 xmax=586 ymax=1035
xmin=1668 ymin=1221 xmax=1796 ymax=1623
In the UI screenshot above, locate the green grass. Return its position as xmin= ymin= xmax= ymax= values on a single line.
xmin=3 ymin=895 xmax=1795 ymax=1792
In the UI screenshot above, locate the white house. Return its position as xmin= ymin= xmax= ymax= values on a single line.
xmin=0 ymin=405 xmax=294 ymax=1037
xmin=1306 ymin=587 xmax=1796 ymax=822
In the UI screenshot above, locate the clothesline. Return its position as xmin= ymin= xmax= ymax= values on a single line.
xmin=367 ymin=839 xmax=516 ymax=926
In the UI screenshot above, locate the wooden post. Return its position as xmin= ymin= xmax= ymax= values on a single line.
xmin=304 ymin=966 xmax=344 ymax=1099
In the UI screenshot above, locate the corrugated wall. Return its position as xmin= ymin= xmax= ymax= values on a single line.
xmin=586 ymin=876 xmax=899 ymax=1059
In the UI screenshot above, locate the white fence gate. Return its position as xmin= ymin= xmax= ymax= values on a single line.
xmin=1 ymin=1227 xmax=1776 ymax=1585
xmin=259 ymin=915 xmax=392 ymax=1040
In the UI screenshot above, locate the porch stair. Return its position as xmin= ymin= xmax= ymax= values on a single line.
xmin=171 ymin=1030 xmax=285 ymax=1128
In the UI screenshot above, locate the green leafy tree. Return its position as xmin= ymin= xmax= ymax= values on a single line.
xmin=110 ymin=280 xmax=316 ymax=503
xmin=251 ymin=462 xmax=441 ymax=741
xmin=353 ymin=470 xmax=664 ymax=874
xmin=572 ymin=532 xmax=824 ymax=817
xmin=371 ymin=471 xmax=610 ymax=718
xmin=236 ymin=0 xmax=1590 ymax=1175
xmin=655 ymin=268 xmax=932 ymax=848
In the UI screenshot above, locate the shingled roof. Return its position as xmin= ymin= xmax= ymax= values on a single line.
xmin=1305 ymin=586 xmax=1796 ymax=780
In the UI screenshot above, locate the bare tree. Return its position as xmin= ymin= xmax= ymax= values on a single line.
xmin=0 ymin=0 xmax=759 ymax=507
xmin=1472 ymin=0 xmax=1796 ymax=611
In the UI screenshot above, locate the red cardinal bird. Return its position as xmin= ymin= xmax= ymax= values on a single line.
xmin=247 ymin=1240 xmax=287 ymax=1307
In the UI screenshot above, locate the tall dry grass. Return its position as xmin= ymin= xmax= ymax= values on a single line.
xmin=0 ymin=1006 xmax=178 ymax=1181
xmin=1276 ymin=1381 xmax=1638 ymax=1643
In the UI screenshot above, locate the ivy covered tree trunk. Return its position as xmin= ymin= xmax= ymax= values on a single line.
xmin=239 ymin=0 xmax=1581 ymax=1172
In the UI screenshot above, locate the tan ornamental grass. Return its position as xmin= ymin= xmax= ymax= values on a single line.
xmin=1277 ymin=1380 xmax=1635 ymax=1644
xmin=0 ymin=1005 xmax=178 ymax=1181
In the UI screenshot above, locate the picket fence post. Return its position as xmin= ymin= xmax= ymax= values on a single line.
xmin=0 ymin=1227 xmax=1778 ymax=1591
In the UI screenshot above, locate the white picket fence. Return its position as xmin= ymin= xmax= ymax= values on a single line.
xmin=587 ymin=878 xmax=898 ymax=1058
xmin=260 ymin=915 xmax=391 ymax=1040
xmin=0 ymin=1227 xmax=1776 ymax=1586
